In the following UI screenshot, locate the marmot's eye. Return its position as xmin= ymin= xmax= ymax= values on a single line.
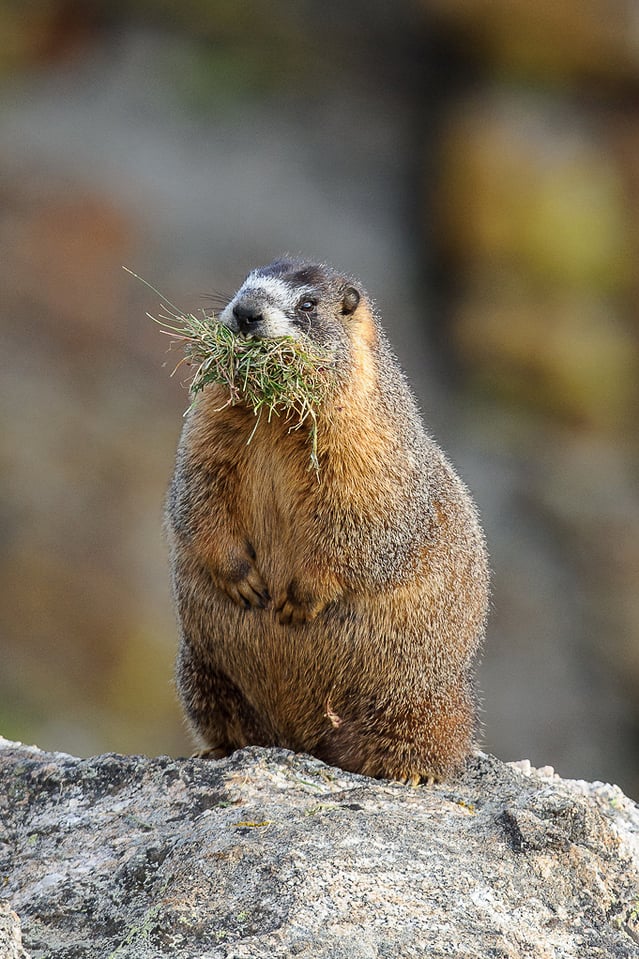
xmin=297 ymin=298 xmax=317 ymax=313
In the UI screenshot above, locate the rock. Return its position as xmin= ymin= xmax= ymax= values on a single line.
xmin=1 ymin=737 xmax=638 ymax=959
xmin=0 ymin=902 xmax=29 ymax=959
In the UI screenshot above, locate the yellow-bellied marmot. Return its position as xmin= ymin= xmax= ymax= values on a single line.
xmin=166 ymin=258 xmax=489 ymax=783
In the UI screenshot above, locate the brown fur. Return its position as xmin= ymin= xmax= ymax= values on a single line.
xmin=166 ymin=259 xmax=489 ymax=782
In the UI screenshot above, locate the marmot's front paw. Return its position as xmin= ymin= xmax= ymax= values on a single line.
xmin=275 ymin=579 xmax=334 ymax=625
xmin=219 ymin=559 xmax=271 ymax=610
xmin=276 ymin=596 xmax=324 ymax=626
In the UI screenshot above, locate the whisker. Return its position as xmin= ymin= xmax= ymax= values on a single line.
xmin=202 ymin=290 xmax=233 ymax=306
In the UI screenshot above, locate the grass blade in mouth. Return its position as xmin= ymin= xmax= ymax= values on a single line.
xmin=127 ymin=270 xmax=333 ymax=472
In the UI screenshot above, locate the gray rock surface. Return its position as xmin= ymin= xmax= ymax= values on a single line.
xmin=1 ymin=736 xmax=638 ymax=959
xmin=0 ymin=902 xmax=29 ymax=959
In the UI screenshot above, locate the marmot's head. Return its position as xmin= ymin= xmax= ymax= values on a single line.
xmin=219 ymin=258 xmax=366 ymax=353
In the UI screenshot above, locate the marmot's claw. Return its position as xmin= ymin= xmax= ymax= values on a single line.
xmin=192 ymin=745 xmax=231 ymax=760
xmin=225 ymin=568 xmax=271 ymax=609
xmin=398 ymin=772 xmax=440 ymax=787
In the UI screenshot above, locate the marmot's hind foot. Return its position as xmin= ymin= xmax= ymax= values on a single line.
xmin=192 ymin=745 xmax=233 ymax=760
xmin=398 ymin=772 xmax=440 ymax=787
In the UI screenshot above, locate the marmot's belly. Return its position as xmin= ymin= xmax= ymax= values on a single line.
xmin=205 ymin=588 xmax=439 ymax=751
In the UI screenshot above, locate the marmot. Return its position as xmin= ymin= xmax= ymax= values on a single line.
xmin=166 ymin=258 xmax=489 ymax=783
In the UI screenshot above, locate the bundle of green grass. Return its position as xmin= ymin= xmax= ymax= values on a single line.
xmin=135 ymin=275 xmax=334 ymax=472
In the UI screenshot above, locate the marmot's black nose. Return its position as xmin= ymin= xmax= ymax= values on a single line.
xmin=233 ymin=303 xmax=264 ymax=334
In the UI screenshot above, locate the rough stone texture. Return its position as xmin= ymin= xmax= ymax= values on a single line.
xmin=1 ymin=738 xmax=638 ymax=959
xmin=0 ymin=902 xmax=29 ymax=959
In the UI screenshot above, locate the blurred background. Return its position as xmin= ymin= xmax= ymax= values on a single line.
xmin=1 ymin=0 xmax=638 ymax=798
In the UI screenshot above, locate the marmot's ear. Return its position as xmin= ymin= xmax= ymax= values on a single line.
xmin=341 ymin=287 xmax=360 ymax=316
